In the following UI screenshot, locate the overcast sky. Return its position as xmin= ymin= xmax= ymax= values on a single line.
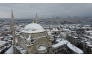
xmin=0 ymin=3 xmax=92 ymax=18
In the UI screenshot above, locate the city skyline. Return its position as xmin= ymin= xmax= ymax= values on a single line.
xmin=0 ymin=3 xmax=92 ymax=18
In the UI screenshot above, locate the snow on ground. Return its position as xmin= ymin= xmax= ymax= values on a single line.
xmin=5 ymin=45 xmax=14 ymax=54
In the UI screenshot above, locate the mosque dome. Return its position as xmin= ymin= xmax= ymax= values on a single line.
xmin=21 ymin=23 xmax=45 ymax=33
xmin=37 ymin=45 xmax=47 ymax=53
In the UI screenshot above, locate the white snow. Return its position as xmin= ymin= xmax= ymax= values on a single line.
xmin=60 ymin=32 xmax=66 ymax=37
xmin=0 ymin=41 xmax=6 ymax=47
xmin=51 ymin=28 xmax=59 ymax=31
xmin=86 ymin=30 xmax=92 ymax=33
xmin=63 ymin=28 xmax=71 ymax=32
xmin=5 ymin=45 xmax=14 ymax=54
xmin=9 ymin=35 xmax=13 ymax=38
xmin=21 ymin=23 xmax=46 ymax=33
xmin=52 ymin=38 xmax=83 ymax=54
xmin=84 ymin=35 xmax=92 ymax=39
xmin=20 ymin=35 xmax=24 ymax=39
xmin=73 ymin=36 xmax=78 ymax=38
xmin=67 ymin=42 xmax=83 ymax=54
xmin=26 ymin=35 xmax=31 ymax=41
xmin=85 ymin=42 xmax=92 ymax=47
xmin=37 ymin=46 xmax=46 ymax=51
xmin=47 ymin=31 xmax=52 ymax=35
xmin=16 ymin=46 xmax=27 ymax=54
xmin=0 ymin=36 xmax=3 ymax=39
xmin=52 ymin=40 xmax=68 ymax=48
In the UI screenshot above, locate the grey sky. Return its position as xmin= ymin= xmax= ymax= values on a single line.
xmin=0 ymin=3 xmax=92 ymax=18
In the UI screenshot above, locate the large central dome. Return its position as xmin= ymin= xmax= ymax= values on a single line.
xmin=21 ymin=23 xmax=45 ymax=33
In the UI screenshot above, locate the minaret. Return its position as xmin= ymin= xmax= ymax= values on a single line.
xmin=32 ymin=19 xmax=34 ymax=24
xmin=11 ymin=9 xmax=15 ymax=54
xmin=36 ymin=12 xmax=38 ymax=23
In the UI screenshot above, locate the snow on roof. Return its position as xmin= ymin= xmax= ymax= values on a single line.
xmin=86 ymin=31 xmax=92 ymax=33
xmin=16 ymin=46 xmax=27 ymax=54
xmin=52 ymin=38 xmax=83 ymax=54
xmin=85 ymin=42 xmax=92 ymax=47
xmin=51 ymin=28 xmax=59 ymax=31
xmin=63 ymin=28 xmax=71 ymax=32
xmin=67 ymin=42 xmax=83 ymax=54
xmin=56 ymin=38 xmax=64 ymax=42
xmin=27 ymin=35 xmax=31 ymax=41
xmin=60 ymin=32 xmax=66 ymax=37
xmin=72 ymin=36 xmax=78 ymax=38
xmin=84 ymin=35 xmax=92 ymax=39
xmin=47 ymin=31 xmax=52 ymax=35
xmin=0 ymin=41 xmax=6 ymax=47
xmin=0 ymin=36 xmax=3 ymax=38
xmin=37 ymin=46 xmax=46 ymax=51
xmin=21 ymin=23 xmax=45 ymax=33
xmin=5 ymin=45 xmax=14 ymax=54
xmin=9 ymin=35 xmax=13 ymax=37
xmin=52 ymin=40 xmax=68 ymax=48
xmin=85 ymin=42 xmax=90 ymax=45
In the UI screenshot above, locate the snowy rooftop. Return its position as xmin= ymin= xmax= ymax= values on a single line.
xmin=51 ymin=28 xmax=59 ymax=32
xmin=0 ymin=36 xmax=3 ymax=39
xmin=52 ymin=38 xmax=83 ymax=54
xmin=62 ymin=28 xmax=71 ymax=32
xmin=47 ymin=31 xmax=52 ymax=35
xmin=5 ymin=45 xmax=13 ymax=54
xmin=21 ymin=23 xmax=45 ymax=33
xmin=67 ymin=42 xmax=83 ymax=54
xmin=85 ymin=41 xmax=92 ymax=47
xmin=52 ymin=40 xmax=67 ymax=48
xmin=86 ymin=30 xmax=92 ymax=33
xmin=52 ymin=38 xmax=67 ymax=48
xmin=0 ymin=41 xmax=6 ymax=47
xmin=60 ymin=32 xmax=67 ymax=37
xmin=16 ymin=46 xmax=27 ymax=54
xmin=84 ymin=35 xmax=92 ymax=39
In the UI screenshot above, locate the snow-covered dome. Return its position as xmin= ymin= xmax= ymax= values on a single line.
xmin=37 ymin=46 xmax=47 ymax=53
xmin=21 ymin=23 xmax=45 ymax=33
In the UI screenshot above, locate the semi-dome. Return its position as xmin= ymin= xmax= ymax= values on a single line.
xmin=37 ymin=45 xmax=47 ymax=53
xmin=21 ymin=23 xmax=45 ymax=33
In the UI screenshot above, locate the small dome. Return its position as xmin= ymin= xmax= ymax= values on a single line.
xmin=21 ymin=23 xmax=45 ymax=33
xmin=37 ymin=46 xmax=46 ymax=51
xmin=37 ymin=45 xmax=47 ymax=53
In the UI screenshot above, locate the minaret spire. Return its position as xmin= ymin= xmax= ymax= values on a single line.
xmin=32 ymin=19 xmax=34 ymax=24
xmin=11 ymin=9 xmax=15 ymax=53
xmin=36 ymin=11 xmax=38 ymax=23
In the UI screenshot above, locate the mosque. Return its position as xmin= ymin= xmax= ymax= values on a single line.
xmin=11 ymin=10 xmax=52 ymax=54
